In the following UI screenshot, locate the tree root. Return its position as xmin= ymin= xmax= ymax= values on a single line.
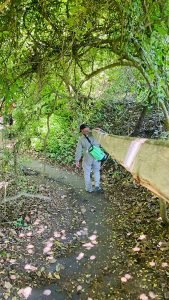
xmin=1 ymin=193 xmax=51 ymax=205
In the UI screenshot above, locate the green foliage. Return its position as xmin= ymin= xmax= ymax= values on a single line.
xmin=0 ymin=0 xmax=169 ymax=160
xmin=31 ymin=114 xmax=77 ymax=164
xmin=14 ymin=216 xmax=28 ymax=228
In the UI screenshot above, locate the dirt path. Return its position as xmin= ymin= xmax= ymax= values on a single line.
xmin=1 ymin=155 xmax=169 ymax=300
xmin=0 ymin=138 xmax=122 ymax=299
xmin=19 ymin=157 xmax=119 ymax=300
xmin=0 ymin=156 xmax=120 ymax=300
xmin=20 ymin=158 xmax=169 ymax=300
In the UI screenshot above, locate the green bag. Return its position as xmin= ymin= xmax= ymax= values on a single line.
xmin=88 ymin=145 xmax=107 ymax=161
xmin=85 ymin=135 xmax=107 ymax=161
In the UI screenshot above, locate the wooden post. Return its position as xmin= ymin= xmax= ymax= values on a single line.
xmin=160 ymin=199 xmax=169 ymax=225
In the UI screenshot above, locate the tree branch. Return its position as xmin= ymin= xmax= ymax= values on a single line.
xmin=79 ymin=60 xmax=151 ymax=89
xmin=0 ymin=0 xmax=11 ymax=13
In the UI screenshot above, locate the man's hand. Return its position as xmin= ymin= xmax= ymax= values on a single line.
xmin=76 ymin=162 xmax=80 ymax=168
xmin=95 ymin=127 xmax=103 ymax=131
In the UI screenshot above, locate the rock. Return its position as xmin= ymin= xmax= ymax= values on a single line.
xmin=21 ymin=166 xmax=39 ymax=176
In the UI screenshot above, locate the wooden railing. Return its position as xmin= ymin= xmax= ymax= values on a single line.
xmin=93 ymin=129 xmax=169 ymax=204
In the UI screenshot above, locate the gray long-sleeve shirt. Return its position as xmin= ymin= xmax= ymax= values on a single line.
xmin=75 ymin=134 xmax=100 ymax=163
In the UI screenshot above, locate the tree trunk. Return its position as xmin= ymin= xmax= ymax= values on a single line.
xmin=130 ymin=105 xmax=147 ymax=136
xmin=159 ymin=100 xmax=169 ymax=130
xmin=42 ymin=114 xmax=51 ymax=178
xmin=13 ymin=141 xmax=20 ymax=175
xmin=160 ymin=199 xmax=169 ymax=225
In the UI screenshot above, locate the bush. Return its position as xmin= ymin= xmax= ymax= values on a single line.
xmin=31 ymin=115 xmax=77 ymax=165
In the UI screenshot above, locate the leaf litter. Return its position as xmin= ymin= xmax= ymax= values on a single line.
xmin=0 ymin=159 xmax=169 ymax=299
xmin=0 ymin=172 xmax=83 ymax=299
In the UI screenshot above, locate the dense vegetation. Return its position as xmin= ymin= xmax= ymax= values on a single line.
xmin=0 ymin=0 xmax=168 ymax=163
xmin=0 ymin=2 xmax=169 ymax=299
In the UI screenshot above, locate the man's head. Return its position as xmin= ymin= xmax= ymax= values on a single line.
xmin=79 ymin=124 xmax=90 ymax=135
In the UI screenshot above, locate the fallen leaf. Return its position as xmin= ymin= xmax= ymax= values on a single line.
xmin=18 ymin=287 xmax=32 ymax=299
xmin=139 ymin=294 xmax=148 ymax=300
xmin=54 ymin=273 xmax=60 ymax=279
xmin=24 ymin=264 xmax=37 ymax=271
xmin=89 ymin=235 xmax=97 ymax=241
xmin=10 ymin=275 xmax=17 ymax=280
xmin=149 ymin=291 xmax=157 ymax=299
xmin=4 ymin=281 xmax=12 ymax=289
xmin=76 ymin=252 xmax=84 ymax=261
xmin=26 ymin=232 xmax=33 ymax=237
xmin=55 ymin=263 xmax=64 ymax=272
xmin=121 ymin=277 xmax=127 ymax=283
xmin=49 ymin=258 xmax=57 ymax=263
xmin=43 ymin=289 xmax=51 ymax=296
xmin=161 ymin=262 xmax=168 ymax=268
xmin=27 ymin=244 xmax=34 ymax=249
xmin=132 ymin=246 xmax=140 ymax=252
xmin=149 ymin=261 xmax=156 ymax=267
xmin=124 ymin=274 xmax=132 ymax=279
xmin=77 ymin=285 xmax=82 ymax=292
xmin=90 ymin=255 xmax=96 ymax=260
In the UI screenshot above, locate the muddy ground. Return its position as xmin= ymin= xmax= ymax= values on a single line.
xmin=0 ymin=157 xmax=169 ymax=300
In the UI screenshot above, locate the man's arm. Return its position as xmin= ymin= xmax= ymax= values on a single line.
xmin=75 ymin=139 xmax=83 ymax=167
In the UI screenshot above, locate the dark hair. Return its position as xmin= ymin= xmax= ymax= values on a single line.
xmin=79 ymin=124 xmax=89 ymax=132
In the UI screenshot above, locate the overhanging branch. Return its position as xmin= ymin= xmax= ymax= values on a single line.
xmin=79 ymin=60 xmax=151 ymax=89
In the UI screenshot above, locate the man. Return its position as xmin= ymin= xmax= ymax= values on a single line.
xmin=75 ymin=124 xmax=102 ymax=193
